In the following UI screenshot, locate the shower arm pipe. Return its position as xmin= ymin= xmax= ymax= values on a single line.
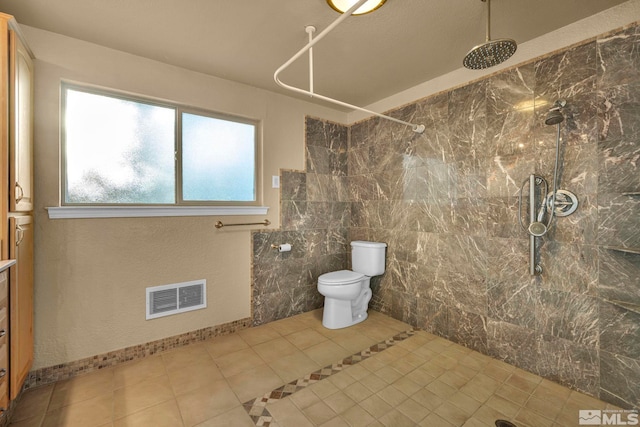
xmin=484 ymin=0 xmax=491 ymax=42
xmin=273 ymin=0 xmax=426 ymax=134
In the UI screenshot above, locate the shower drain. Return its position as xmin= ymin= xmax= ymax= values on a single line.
xmin=495 ymin=420 xmax=518 ymax=427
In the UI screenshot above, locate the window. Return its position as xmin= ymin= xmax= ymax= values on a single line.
xmin=62 ymin=84 xmax=259 ymax=206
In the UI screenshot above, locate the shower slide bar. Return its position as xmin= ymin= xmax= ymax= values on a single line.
xmin=274 ymin=0 xmax=425 ymax=134
xmin=214 ymin=219 xmax=270 ymax=229
xmin=518 ymin=174 xmax=546 ymax=275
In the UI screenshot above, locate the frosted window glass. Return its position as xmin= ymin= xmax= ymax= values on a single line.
xmin=182 ymin=112 xmax=256 ymax=202
xmin=64 ymin=89 xmax=175 ymax=204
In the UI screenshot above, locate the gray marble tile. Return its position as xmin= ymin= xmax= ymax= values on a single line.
xmin=350 ymin=117 xmax=379 ymax=150
xmin=486 ymin=237 xmax=530 ymax=282
xmin=486 ymin=154 xmax=536 ymax=197
xmin=373 ymin=167 xmax=416 ymax=201
xmin=599 ymin=247 xmax=640 ymax=304
xmin=600 ymin=300 xmax=640 ymax=360
xmin=487 ymin=64 xmax=536 ymax=115
xmin=305 ymin=117 xmax=348 ymax=151
xmin=535 ymin=334 xmax=600 ymax=396
xmin=598 ymin=138 xmax=640 ymax=194
xmin=414 ymin=268 xmax=447 ymax=305
xmin=597 ymin=25 xmax=640 ymax=89
xmin=416 ymin=159 xmax=453 ymax=203
xmin=328 ymin=202 xmax=351 ymax=229
xmin=598 ymin=82 xmax=640 ymax=143
xmin=536 ymin=289 xmax=599 ymax=347
xmin=391 ymin=290 xmax=418 ymax=326
xmin=486 ymin=197 xmax=522 ymax=238
xmin=419 ymin=233 xmax=487 ymax=277
xmin=348 ymin=145 xmax=372 ymax=176
xmin=441 ymin=270 xmax=487 ymax=317
xmin=534 ymin=41 xmax=597 ymax=102
xmin=384 ymin=258 xmax=420 ymax=297
xmin=447 ymin=308 xmax=488 ymax=354
xmin=293 ymin=284 xmax=324 ymax=314
xmin=487 ymin=109 xmax=535 ymax=156
xmin=384 ymin=229 xmax=418 ymax=264
xmin=451 ymin=197 xmax=487 ymax=237
xmin=253 ymin=290 xmax=297 ymax=326
xmin=451 ymin=170 xmax=487 ymax=200
xmin=416 ymin=298 xmax=448 ymax=338
xmin=600 ymin=350 xmax=640 ymax=409
xmin=369 ymin=137 xmax=415 ymax=175
xmin=539 ymin=241 xmax=598 ymax=295
xmin=448 ymin=81 xmax=487 ymax=170
xmin=348 ymin=174 xmax=378 ymax=202
xmin=306 ymin=145 xmax=347 ymax=176
xmin=252 ymin=258 xmax=310 ymax=296
xmin=487 ymin=279 xmax=537 ymax=329
xmin=408 ymin=200 xmax=452 ymax=234
xmin=326 ymin=226 xmax=348 ymax=255
xmin=597 ymin=193 xmax=640 ymax=248
xmin=281 ymin=170 xmax=306 ymax=201
xmin=281 ymin=201 xmax=310 ymax=230
xmin=306 ymin=173 xmax=345 ymax=202
xmin=487 ymin=320 xmax=537 ymax=372
xmin=414 ymin=94 xmax=452 ymax=164
xmin=302 ymin=229 xmax=329 ymax=260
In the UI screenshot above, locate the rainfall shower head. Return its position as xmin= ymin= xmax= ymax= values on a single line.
xmin=463 ymin=0 xmax=517 ymax=70
xmin=544 ymin=100 xmax=567 ymax=126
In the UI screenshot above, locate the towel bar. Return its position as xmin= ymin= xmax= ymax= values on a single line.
xmin=214 ymin=219 xmax=270 ymax=229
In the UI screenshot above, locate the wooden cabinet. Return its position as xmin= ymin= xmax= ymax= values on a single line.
xmin=0 ymin=13 xmax=34 ymax=406
xmin=8 ymin=30 xmax=34 ymax=213
xmin=0 ymin=270 xmax=9 ymax=411
xmin=8 ymin=216 xmax=32 ymax=400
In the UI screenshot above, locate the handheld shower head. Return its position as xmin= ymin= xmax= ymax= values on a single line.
xmin=544 ymin=99 xmax=567 ymax=126
xmin=544 ymin=110 xmax=564 ymax=126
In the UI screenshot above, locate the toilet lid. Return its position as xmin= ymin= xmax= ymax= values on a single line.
xmin=318 ymin=270 xmax=364 ymax=285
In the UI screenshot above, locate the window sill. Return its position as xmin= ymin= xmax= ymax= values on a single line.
xmin=46 ymin=205 xmax=269 ymax=219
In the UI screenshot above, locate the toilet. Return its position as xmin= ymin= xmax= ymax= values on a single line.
xmin=317 ymin=241 xmax=387 ymax=329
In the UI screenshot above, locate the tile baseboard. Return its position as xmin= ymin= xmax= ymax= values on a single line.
xmin=22 ymin=317 xmax=252 ymax=391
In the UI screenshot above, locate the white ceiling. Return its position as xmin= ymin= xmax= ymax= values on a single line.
xmin=0 ymin=0 xmax=630 ymax=107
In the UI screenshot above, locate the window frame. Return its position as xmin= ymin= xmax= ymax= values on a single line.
xmin=60 ymin=82 xmax=262 ymax=208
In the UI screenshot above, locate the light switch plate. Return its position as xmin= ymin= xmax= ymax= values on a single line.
xmin=272 ymin=175 xmax=280 ymax=189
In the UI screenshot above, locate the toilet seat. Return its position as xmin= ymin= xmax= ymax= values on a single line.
xmin=318 ymin=270 xmax=364 ymax=285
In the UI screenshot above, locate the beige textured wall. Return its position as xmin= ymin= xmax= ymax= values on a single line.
xmin=26 ymin=26 xmax=347 ymax=369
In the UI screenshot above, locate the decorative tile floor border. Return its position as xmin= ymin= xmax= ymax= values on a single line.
xmin=242 ymin=329 xmax=415 ymax=426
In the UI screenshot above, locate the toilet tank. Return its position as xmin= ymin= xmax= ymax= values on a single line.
xmin=351 ymin=241 xmax=387 ymax=276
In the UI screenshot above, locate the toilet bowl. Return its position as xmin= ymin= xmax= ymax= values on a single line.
xmin=317 ymin=241 xmax=386 ymax=329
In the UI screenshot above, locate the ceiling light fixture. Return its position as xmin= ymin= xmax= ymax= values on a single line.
xmin=326 ymin=0 xmax=386 ymax=15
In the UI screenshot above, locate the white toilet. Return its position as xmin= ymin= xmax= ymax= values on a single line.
xmin=317 ymin=241 xmax=387 ymax=329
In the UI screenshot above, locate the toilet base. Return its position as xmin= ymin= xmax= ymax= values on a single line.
xmin=321 ymin=297 xmax=369 ymax=329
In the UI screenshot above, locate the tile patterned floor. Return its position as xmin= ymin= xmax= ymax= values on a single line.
xmin=8 ymin=310 xmax=621 ymax=427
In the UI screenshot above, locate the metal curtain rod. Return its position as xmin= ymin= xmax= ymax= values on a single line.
xmin=273 ymin=0 xmax=425 ymax=134
xmin=214 ymin=219 xmax=271 ymax=229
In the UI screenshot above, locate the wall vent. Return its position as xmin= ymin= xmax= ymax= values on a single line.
xmin=146 ymin=280 xmax=207 ymax=320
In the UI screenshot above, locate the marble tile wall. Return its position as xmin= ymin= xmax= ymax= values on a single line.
xmin=252 ymin=118 xmax=350 ymax=326
xmin=350 ymin=24 xmax=640 ymax=409
xmin=251 ymin=23 xmax=640 ymax=409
